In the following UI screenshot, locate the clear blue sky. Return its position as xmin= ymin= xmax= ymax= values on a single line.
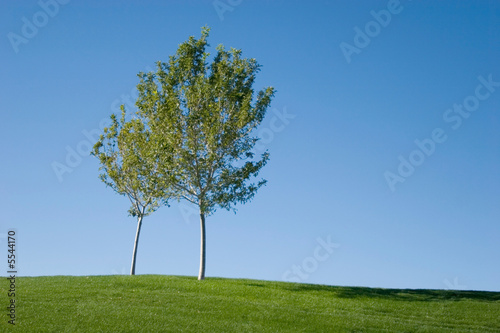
xmin=1 ymin=0 xmax=499 ymax=291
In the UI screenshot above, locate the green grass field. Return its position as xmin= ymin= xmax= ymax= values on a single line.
xmin=1 ymin=275 xmax=499 ymax=332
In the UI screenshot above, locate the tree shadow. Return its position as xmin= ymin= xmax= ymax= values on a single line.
xmin=283 ymin=284 xmax=500 ymax=302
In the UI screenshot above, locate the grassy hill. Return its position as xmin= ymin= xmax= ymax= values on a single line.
xmin=1 ymin=275 xmax=499 ymax=332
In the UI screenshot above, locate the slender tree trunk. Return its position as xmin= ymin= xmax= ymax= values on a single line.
xmin=130 ymin=215 xmax=143 ymax=275
xmin=198 ymin=212 xmax=206 ymax=280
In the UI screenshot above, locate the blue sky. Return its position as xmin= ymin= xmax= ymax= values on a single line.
xmin=1 ymin=0 xmax=499 ymax=291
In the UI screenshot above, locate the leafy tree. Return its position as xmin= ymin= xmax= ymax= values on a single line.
xmin=136 ymin=27 xmax=275 ymax=280
xmin=92 ymin=107 xmax=170 ymax=275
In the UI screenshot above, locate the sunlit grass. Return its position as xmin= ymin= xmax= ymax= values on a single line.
xmin=1 ymin=275 xmax=499 ymax=332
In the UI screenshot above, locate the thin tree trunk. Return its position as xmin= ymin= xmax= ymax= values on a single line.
xmin=198 ymin=212 xmax=206 ymax=280
xmin=130 ymin=215 xmax=143 ymax=275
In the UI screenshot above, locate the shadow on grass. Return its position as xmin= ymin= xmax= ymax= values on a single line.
xmin=246 ymin=283 xmax=265 ymax=288
xmin=283 ymin=284 xmax=500 ymax=302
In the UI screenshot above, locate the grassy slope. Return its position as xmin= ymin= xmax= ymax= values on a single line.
xmin=1 ymin=275 xmax=499 ymax=332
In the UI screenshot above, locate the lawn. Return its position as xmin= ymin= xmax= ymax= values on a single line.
xmin=1 ymin=275 xmax=499 ymax=332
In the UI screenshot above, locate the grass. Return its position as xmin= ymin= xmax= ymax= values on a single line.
xmin=1 ymin=275 xmax=500 ymax=332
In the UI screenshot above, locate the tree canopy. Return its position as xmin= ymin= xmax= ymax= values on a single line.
xmin=136 ymin=27 xmax=274 ymax=214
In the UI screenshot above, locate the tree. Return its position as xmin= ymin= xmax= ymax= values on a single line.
xmin=92 ymin=107 xmax=171 ymax=275
xmin=135 ymin=27 xmax=275 ymax=280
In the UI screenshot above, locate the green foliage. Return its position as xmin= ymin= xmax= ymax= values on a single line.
xmin=136 ymin=26 xmax=275 ymax=215
xmin=3 ymin=275 xmax=500 ymax=332
xmin=92 ymin=107 xmax=169 ymax=217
